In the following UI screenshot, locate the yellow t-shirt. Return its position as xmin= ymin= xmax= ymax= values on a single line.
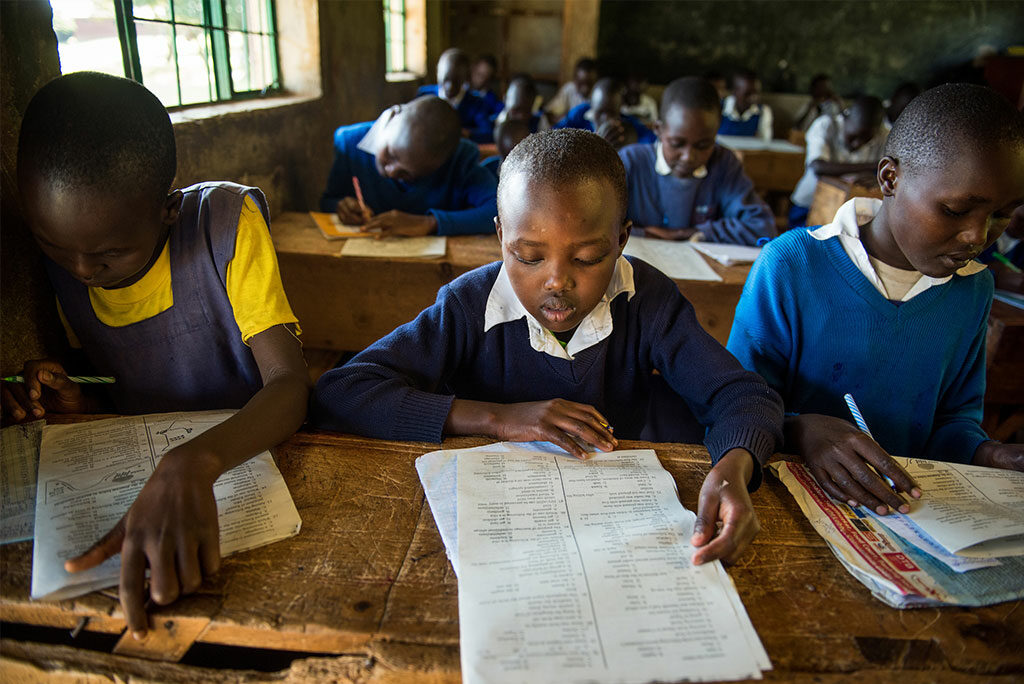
xmin=58 ymin=196 xmax=299 ymax=347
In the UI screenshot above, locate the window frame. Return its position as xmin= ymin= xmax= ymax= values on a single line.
xmin=382 ymin=0 xmax=407 ymax=75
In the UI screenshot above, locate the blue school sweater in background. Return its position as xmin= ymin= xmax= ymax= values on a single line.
xmin=619 ymin=143 xmax=776 ymax=245
xmin=726 ymin=228 xmax=993 ymax=463
xmin=480 ymin=154 xmax=501 ymax=178
xmin=312 ymin=258 xmax=783 ymax=488
xmin=472 ymin=88 xmax=505 ymax=118
xmin=320 ymin=122 xmax=498 ymax=236
xmin=553 ymin=103 xmax=656 ymax=144
xmin=417 ymin=85 xmax=494 ymax=143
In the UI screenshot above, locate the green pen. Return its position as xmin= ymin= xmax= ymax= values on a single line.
xmin=992 ymin=252 xmax=1022 ymax=274
xmin=3 ymin=375 xmax=115 ymax=384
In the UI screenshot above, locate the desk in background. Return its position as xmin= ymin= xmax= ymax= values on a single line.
xmin=807 ymin=175 xmax=883 ymax=227
xmin=271 ymin=212 xmax=751 ymax=351
xmin=716 ymin=135 xmax=806 ymax=196
xmin=2 ymin=425 xmax=1020 ymax=681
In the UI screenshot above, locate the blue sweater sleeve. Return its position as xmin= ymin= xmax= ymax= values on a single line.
xmin=427 ymin=145 xmax=499 ymax=236
xmin=320 ymin=127 xmax=356 ymax=212
xmin=696 ymin=154 xmax=777 ymax=245
xmin=310 ymin=284 xmax=469 ymax=442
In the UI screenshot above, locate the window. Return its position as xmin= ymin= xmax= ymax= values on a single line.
xmin=382 ymin=0 xmax=406 ymax=74
xmin=51 ymin=0 xmax=280 ymax=108
xmin=383 ymin=0 xmax=425 ymax=79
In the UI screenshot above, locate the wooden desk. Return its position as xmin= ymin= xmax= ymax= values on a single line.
xmin=984 ymin=299 xmax=1024 ymax=441
xmin=3 ymin=428 xmax=1021 ymax=681
xmin=272 ymin=212 xmax=751 ymax=350
xmin=716 ymin=136 xmax=806 ymax=195
xmin=807 ymin=176 xmax=882 ymax=227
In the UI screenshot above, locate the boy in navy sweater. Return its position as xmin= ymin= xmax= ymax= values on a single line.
xmin=417 ymin=48 xmax=494 ymax=143
xmin=320 ymin=96 xmax=498 ymax=236
xmin=314 ymin=129 xmax=784 ymax=564
xmin=728 ymin=84 xmax=1024 ymax=515
xmin=620 ymin=77 xmax=776 ymax=245
xmin=554 ymin=78 xmax=656 ymax=150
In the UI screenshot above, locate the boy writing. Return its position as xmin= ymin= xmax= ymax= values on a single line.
xmin=718 ymin=70 xmax=773 ymax=142
xmin=417 ymin=48 xmax=494 ymax=143
xmin=313 ymin=128 xmax=784 ymax=564
xmin=4 ymin=72 xmax=310 ymax=637
xmin=554 ymin=78 xmax=656 ymax=150
xmin=727 ymin=84 xmax=1024 ymax=515
xmin=619 ymin=77 xmax=776 ymax=245
xmin=321 ymin=96 xmax=498 ymax=236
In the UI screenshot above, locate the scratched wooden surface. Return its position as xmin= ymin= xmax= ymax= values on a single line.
xmin=271 ymin=212 xmax=750 ymax=349
xmin=3 ymin=427 xmax=1023 ymax=682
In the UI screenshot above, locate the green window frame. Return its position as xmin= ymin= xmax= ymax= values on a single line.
xmin=383 ymin=0 xmax=407 ymax=73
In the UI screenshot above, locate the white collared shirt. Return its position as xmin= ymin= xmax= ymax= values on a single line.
xmin=441 ymin=84 xmax=467 ymax=109
xmin=483 ymin=256 xmax=636 ymax=360
xmin=809 ymin=198 xmax=987 ymax=302
xmin=655 ymin=141 xmax=672 ymax=176
xmin=721 ymin=95 xmax=773 ymax=142
xmin=791 ymin=113 xmax=888 ymax=207
xmin=357 ymin=108 xmax=392 ymax=156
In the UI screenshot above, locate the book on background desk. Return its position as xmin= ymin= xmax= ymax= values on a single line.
xmin=30 ymin=410 xmax=302 ymax=601
xmin=691 ymin=242 xmax=763 ymax=266
xmin=623 ymin=237 xmax=722 ymax=281
xmin=309 ymin=211 xmax=377 ymax=239
xmin=1 ymin=420 xmax=44 ymax=544
xmin=994 ymin=289 xmax=1024 ymax=310
xmin=340 ymin=235 xmax=447 ymax=259
xmin=715 ymin=135 xmax=804 ymax=153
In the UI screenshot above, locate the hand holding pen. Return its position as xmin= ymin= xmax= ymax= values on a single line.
xmin=1 ymin=359 xmax=106 ymax=420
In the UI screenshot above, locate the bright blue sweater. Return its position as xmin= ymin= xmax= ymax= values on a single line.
xmin=619 ymin=143 xmax=776 ymax=245
xmin=319 ymin=122 xmax=498 ymax=236
xmin=312 ymin=258 xmax=783 ymax=488
xmin=554 ymin=103 xmax=656 ymax=144
xmin=726 ymin=228 xmax=993 ymax=463
xmin=417 ymin=85 xmax=495 ymax=143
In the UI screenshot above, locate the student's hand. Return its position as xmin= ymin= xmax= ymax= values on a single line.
xmin=786 ymin=413 xmax=921 ymax=515
xmin=64 ymin=444 xmax=222 ymax=639
xmin=336 ymin=197 xmax=372 ymax=225
xmin=492 ymin=399 xmax=618 ymax=459
xmin=363 ymin=210 xmax=438 ymax=237
xmin=595 ymin=119 xmax=626 ymax=149
xmin=973 ymin=441 xmax=1024 ymax=471
xmin=2 ymin=359 xmax=89 ymax=421
xmin=692 ymin=448 xmax=759 ymax=565
xmin=642 ymin=226 xmax=698 ymax=241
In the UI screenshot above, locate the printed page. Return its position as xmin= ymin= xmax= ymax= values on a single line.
xmin=341 ymin=235 xmax=447 ymax=258
xmin=457 ymin=448 xmax=767 ymax=684
xmin=31 ymin=411 xmax=301 ymax=601
xmin=691 ymin=242 xmax=763 ymax=266
xmin=308 ymin=211 xmax=377 ymax=240
xmin=623 ymin=238 xmax=722 ymax=281
xmin=1 ymin=420 xmax=44 ymax=544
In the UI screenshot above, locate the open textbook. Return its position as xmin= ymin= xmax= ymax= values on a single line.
xmin=417 ymin=443 xmax=770 ymax=684
xmin=1 ymin=420 xmax=44 ymax=544
xmin=340 ymin=235 xmax=447 ymax=258
xmin=771 ymin=460 xmax=1024 ymax=608
xmin=31 ymin=411 xmax=302 ymax=601
xmin=622 ymin=238 xmax=722 ymax=281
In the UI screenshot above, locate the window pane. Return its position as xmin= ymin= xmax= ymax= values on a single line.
xmin=228 ymin=30 xmax=274 ymax=93
xmin=135 ymin=20 xmax=180 ymax=106
xmin=224 ymin=0 xmax=245 ymax=31
xmin=176 ymin=24 xmax=215 ymax=104
xmin=172 ymin=0 xmax=205 ymax=26
xmin=133 ymin=0 xmax=172 ymax=22
xmin=50 ymin=0 xmax=124 ymax=78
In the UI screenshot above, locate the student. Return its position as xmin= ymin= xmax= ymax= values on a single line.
xmin=727 ymin=84 xmax=1024 ymax=516
xmin=4 ymin=72 xmax=310 ymax=637
xmin=554 ymin=78 xmax=656 ymax=150
xmin=621 ymin=70 xmax=659 ymax=128
xmin=320 ymin=96 xmax=498 ymax=236
xmin=545 ymin=57 xmax=598 ymax=121
xmin=718 ymin=70 xmax=773 ymax=141
xmin=312 ymin=128 xmax=784 ymax=564
xmin=885 ymin=81 xmax=921 ymax=126
xmin=788 ymin=96 xmax=888 ymax=228
xmin=491 ymin=75 xmax=551 ymax=134
xmin=481 ymin=119 xmax=530 ymax=179
xmin=469 ymin=53 xmax=504 ymax=118
xmin=792 ymin=74 xmax=843 ymax=133
xmin=619 ymin=77 xmax=776 ymax=245
xmin=703 ymin=70 xmax=728 ymax=104
xmin=417 ymin=48 xmax=493 ymax=143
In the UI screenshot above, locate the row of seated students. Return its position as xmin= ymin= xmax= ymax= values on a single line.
xmin=4 ymin=71 xmax=1023 ymax=642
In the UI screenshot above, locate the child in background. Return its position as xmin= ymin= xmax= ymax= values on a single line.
xmin=4 ymin=72 xmax=310 ymax=637
xmin=728 ymin=84 xmax=1024 ymax=516
xmin=885 ymin=81 xmax=921 ymax=126
xmin=492 ymin=75 xmax=551 ymax=134
xmin=554 ymin=78 xmax=656 ymax=150
xmin=621 ymin=70 xmax=660 ymax=128
xmin=718 ymin=70 xmax=773 ymax=141
xmin=545 ymin=57 xmax=598 ymax=121
xmin=481 ymin=119 xmax=530 ymax=179
xmin=320 ymin=96 xmax=498 ymax=236
xmin=788 ymin=96 xmax=888 ymax=228
xmin=469 ymin=53 xmax=504 ymax=118
xmin=417 ymin=48 xmax=493 ymax=143
xmin=312 ymin=128 xmax=784 ymax=565
xmin=792 ymin=74 xmax=843 ymax=133
xmin=620 ymin=77 xmax=776 ymax=245
xmin=703 ymin=70 xmax=728 ymax=104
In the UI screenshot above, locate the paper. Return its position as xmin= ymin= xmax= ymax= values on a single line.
xmin=1 ymin=420 xmax=44 ymax=544
xmin=308 ymin=211 xmax=376 ymax=239
xmin=865 ymin=509 xmax=999 ymax=573
xmin=716 ymin=135 xmax=804 ymax=153
xmin=340 ymin=235 xmax=447 ymax=259
xmin=31 ymin=411 xmax=302 ymax=601
xmin=691 ymin=242 xmax=763 ymax=266
xmin=454 ymin=445 xmax=769 ymax=683
xmin=623 ymin=237 xmax=722 ymax=281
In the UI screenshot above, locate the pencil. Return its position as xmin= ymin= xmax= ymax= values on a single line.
xmin=992 ymin=252 xmax=1022 ymax=274
xmin=352 ymin=176 xmax=368 ymax=215
xmin=843 ymin=393 xmax=897 ymax=491
xmin=3 ymin=375 xmax=115 ymax=384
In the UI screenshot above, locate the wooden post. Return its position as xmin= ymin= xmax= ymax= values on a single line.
xmin=560 ymin=0 xmax=600 ymax=84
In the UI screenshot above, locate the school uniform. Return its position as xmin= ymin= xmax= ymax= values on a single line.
xmin=471 ymin=88 xmax=505 ymax=118
xmin=727 ymin=198 xmax=992 ymax=463
xmin=545 ymin=81 xmax=589 ymax=121
xmin=48 ymin=182 xmax=298 ymax=414
xmin=416 ymin=84 xmax=494 ymax=143
xmin=553 ymin=103 xmax=656 ymax=144
xmin=621 ymin=93 xmax=659 ymax=128
xmin=718 ymin=95 xmax=773 ymax=141
xmin=480 ymin=155 xmax=501 ymax=179
xmin=619 ymin=142 xmax=776 ymax=245
xmin=319 ymin=115 xmax=498 ymax=236
xmin=312 ymin=256 xmax=783 ymax=489
xmin=492 ymin=108 xmax=551 ymax=134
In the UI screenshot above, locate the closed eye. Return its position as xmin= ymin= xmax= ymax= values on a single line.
xmin=575 ymin=256 xmax=606 ymax=266
xmin=515 ymin=254 xmax=541 ymax=265
xmin=942 ymin=205 xmax=969 ymax=217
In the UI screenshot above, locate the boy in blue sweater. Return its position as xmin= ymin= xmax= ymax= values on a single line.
xmin=492 ymin=75 xmax=551 ymax=134
xmin=554 ymin=78 xmax=656 ymax=150
xmin=727 ymin=84 xmax=1024 ymax=515
xmin=314 ymin=129 xmax=784 ymax=564
xmin=320 ymin=96 xmax=498 ymax=236
xmin=417 ymin=48 xmax=494 ymax=143
xmin=620 ymin=77 xmax=776 ymax=245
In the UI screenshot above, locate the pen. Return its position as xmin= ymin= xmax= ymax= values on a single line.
xmin=992 ymin=252 xmax=1022 ymax=274
xmin=351 ymin=176 xmax=368 ymax=216
xmin=4 ymin=375 xmax=115 ymax=384
xmin=843 ymin=393 xmax=897 ymax=490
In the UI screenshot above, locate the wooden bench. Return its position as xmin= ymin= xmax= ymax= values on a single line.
xmin=806 ymin=175 xmax=882 ymax=227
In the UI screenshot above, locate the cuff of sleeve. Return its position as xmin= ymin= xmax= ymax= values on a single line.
xmin=952 ymin=429 xmax=990 ymax=465
xmin=706 ymin=427 xmax=776 ymax=492
xmin=392 ymin=390 xmax=456 ymax=443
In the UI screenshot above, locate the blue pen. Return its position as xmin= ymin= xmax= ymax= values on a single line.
xmin=843 ymin=393 xmax=898 ymax=491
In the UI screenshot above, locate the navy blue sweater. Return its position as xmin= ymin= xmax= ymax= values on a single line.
xmin=554 ymin=103 xmax=656 ymax=144
xmin=416 ymin=85 xmax=495 ymax=143
xmin=313 ymin=258 xmax=783 ymax=487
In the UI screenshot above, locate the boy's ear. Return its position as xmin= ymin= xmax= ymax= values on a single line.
xmin=877 ymin=157 xmax=899 ymax=197
xmin=617 ymin=220 xmax=632 ymax=251
xmin=162 ymin=190 xmax=183 ymax=226
xmin=494 ymin=215 xmax=502 ymax=242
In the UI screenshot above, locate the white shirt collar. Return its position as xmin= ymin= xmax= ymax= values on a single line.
xmin=483 ymin=256 xmax=636 ymax=360
xmin=357 ymin=108 xmax=394 ymax=156
xmin=655 ymin=141 xmax=672 ymax=176
xmin=441 ymin=84 xmax=467 ymax=109
xmin=809 ymin=197 xmax=987 ymax=302
xmin=583 ymin=106 xmax=596 ymax=124
xmin=722 ymin=94 xmax=762 ymax=121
